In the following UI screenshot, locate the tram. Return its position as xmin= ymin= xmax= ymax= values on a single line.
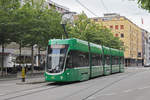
xmin=44 ymin=38 xmax=124 ymax=82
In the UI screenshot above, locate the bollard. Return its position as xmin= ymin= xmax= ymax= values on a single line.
xmin=21 ymin=67 xmax=25 ymax=82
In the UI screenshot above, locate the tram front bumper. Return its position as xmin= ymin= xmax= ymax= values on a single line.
xmin=44 ymin=73 xmax=67 ymax=82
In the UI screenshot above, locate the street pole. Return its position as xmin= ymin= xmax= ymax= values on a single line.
xmin=1 ymin=43 xmax=4 ymax=76
xmin=61 ymin=11 xmax=76 ymax=39
xmin=61 ymin=24 xmax=68 ymax=38
xmin=21 ymin=66 xmax=25 ymax=82
xmin=31 ymin=45 xmax=34 ymax=73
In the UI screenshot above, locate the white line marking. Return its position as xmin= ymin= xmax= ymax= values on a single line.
xmin=123 ymin=89 xmax=133 ymax=93
xmin=102 ymin=93 xmax=116 ymax=96
xmin=87 ymin=96 xmax=95 ymax=100
xmin=138 ymin=86 xmax=150 ymax=90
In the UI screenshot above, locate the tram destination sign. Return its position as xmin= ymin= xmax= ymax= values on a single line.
xmin=51 ymin=44 xmax=65 ymax=49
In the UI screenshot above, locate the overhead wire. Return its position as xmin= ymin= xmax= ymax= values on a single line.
xmin=100 ymin=0 xmax=108 ymax=13
xmin=75 ymin=0 xmax=99 ymax=17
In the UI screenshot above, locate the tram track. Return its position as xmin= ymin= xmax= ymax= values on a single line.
xmin=82 ymin=69 xmax=148 ymax=100
xmin=59 ymin=69 xmax=147 ymax=100
xmin=0 ymin=83 xmax=47 ymax=97
xmin=1 ymin=68 xmax=147 ymax=100
xmin=1 ymin=82 xmax=68 ymax=100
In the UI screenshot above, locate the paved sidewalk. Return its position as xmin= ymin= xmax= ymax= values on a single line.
xmin=0 ymin=70 xmax=44 ymax=81
xmin=16 ymin=76 xmax=45 ymax=84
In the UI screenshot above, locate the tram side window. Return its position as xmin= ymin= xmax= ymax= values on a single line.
xmin=120 ymin=57 xmax=124 ymax=64
xmin=92 ymin=54 xmax=102 ymax=66
xmin=66 ymin=50 xmax=89 ymax=68
xmin=116 ymin=56 xmax=119 ymax=65
xmin=105 ymin=55 xmax=110 ymax=65
xmin=112 ymin=56 xmax=115 ymax=65
xmin=112 ymin=56 xmax=119 ymax=65
xmin=66 ymin=52 xmax=73 ymax=68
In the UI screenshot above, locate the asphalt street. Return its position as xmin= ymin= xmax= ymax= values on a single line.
xmin=0 ymin=67 xmax=150 ymax=100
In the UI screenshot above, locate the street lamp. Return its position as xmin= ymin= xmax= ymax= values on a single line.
xmin=61 ymin=11 xmax=76 ymax=38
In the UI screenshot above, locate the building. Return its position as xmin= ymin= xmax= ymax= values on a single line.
xmin=46 ymin=0 xmax=69 ymax=13
xmin=92 ymin=13 xmax=143 ymax=66
xmin=20 ymin=0 xmax=69 ymax=14
xmin=143 ymin=29 xmax=150 ymax=66
xmin=0 ymin=42 xmax=46 ymax=69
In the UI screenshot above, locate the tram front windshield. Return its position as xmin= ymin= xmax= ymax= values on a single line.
xmin=46 ymin=44 xmax=68 ymax=73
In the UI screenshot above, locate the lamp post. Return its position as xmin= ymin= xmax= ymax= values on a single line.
xmin=61 ymin=11 xmax=76 ymax=38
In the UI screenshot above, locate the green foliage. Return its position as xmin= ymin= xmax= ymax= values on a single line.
xmin=67 ymin=13 xmax=124 ymax=50
xmin=17 ymin=1 xmax=63 ymax=48
xmin=0 ymin=0 xmax=20 ymax=45
xmin=0 ymin=0 xmax=63 ymax=49
xmin=138 ymin=0 xmax=150 ymax=12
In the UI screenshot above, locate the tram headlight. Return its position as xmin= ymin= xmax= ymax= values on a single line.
xmin=60 ymin=76 xmax=63 ymax=80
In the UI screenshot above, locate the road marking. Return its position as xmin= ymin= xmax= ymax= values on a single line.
xmin=138 ymin=86 xmax=150 ymax=90
xmin=123 ymin=89 xmax=133 ymax=93
xmin=0 ymin=83 xmax=15 ymax=86
xmin=87 ymin=96 xmax=95 ymax=100
xmin=102 ymin=93 xmax=117 ymax=96
xmin=87 ymin=93 xmax=117 ymax=100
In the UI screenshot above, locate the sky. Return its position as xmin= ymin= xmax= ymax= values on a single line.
xmin=50 ymin=0 xmax=150 ymax=32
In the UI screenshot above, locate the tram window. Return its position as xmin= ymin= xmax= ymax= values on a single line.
xmin=105 ymin=55 xmax=110 ymax=65
xmin=112 ymin=56 xmax=119 ymax=65
xmin=92 ymin=54 xmax=102 ymax=66
xmin=112 ymin=56 xmax=114 ymax=65
xmin=66 ymin=52 xmax=73 ymax=68
xmin=120 ymin=57 xmax=124 ymax=64
xmin=116 ymin=56 xmax=119 ymax=65
xmin=66 ymin=50 xmax=89 ymax=68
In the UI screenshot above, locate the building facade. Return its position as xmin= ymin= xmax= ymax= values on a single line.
xmin=46 ymin=0 xmax=69 ymax=13
xmin=92 ymin=13 xmax=143 ymax=66
xmin=143 ymin=30 xmax=150 ymax=66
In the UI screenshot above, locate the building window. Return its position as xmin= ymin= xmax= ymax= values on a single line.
xmin=120 ymin=33 xmax=124 ymax=38
xmin=120 ymin=25 xmax=124 ymax=29
xmin=115 ymin=33 xmax=118 ymax=37
xmin=115 ymin=25 xmax=118 ymax=29
xmin=110 ymin=25 xmax=113 ymax=29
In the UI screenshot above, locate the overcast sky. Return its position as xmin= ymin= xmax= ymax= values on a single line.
xmin=51 ymin=0 xmax=150 ymax=32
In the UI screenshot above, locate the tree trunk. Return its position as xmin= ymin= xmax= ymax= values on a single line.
xmin=38 ymin=47 xmax=40 ymax=67
xmin=1 ymin=43 xmax=4 ymax=77
xmin=19 ymin=41 xmax=22 ymax=68
xmin=31 ymin=45 xmax=34 ymax=73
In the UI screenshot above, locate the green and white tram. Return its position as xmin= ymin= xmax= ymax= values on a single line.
xmin=45 ymin=38 xmax=124 ymax=82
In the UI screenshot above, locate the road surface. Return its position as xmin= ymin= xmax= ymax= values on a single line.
xmin=0 ymin=67 xmax=150 ymax=100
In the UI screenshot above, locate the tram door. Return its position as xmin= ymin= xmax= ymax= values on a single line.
xmin=88 ymin=42 xmax=92 ymax=78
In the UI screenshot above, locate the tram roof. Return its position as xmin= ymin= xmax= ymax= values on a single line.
xmin=119 ymin=50 xmax=124 ymax=57
xmin=49 ymin=38 xmax=103 ymax=54
xmin=102 ymin=46 xmax=111 ymax=55
xmin=49 ymin=38 xmax=123 ymax=56
xmin=110 ymin=48 xmax=120 ymax=56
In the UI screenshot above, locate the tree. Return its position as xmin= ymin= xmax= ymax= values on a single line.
xmin=0 ymin=0 xmax=20 ymax=76
xmin=138 ymin=0 xmax=150 ymax=12
xmin=14 ymin=0 xmax=63 ymax=72
xmin=67 ymin=13 xmax=123 ymax=49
